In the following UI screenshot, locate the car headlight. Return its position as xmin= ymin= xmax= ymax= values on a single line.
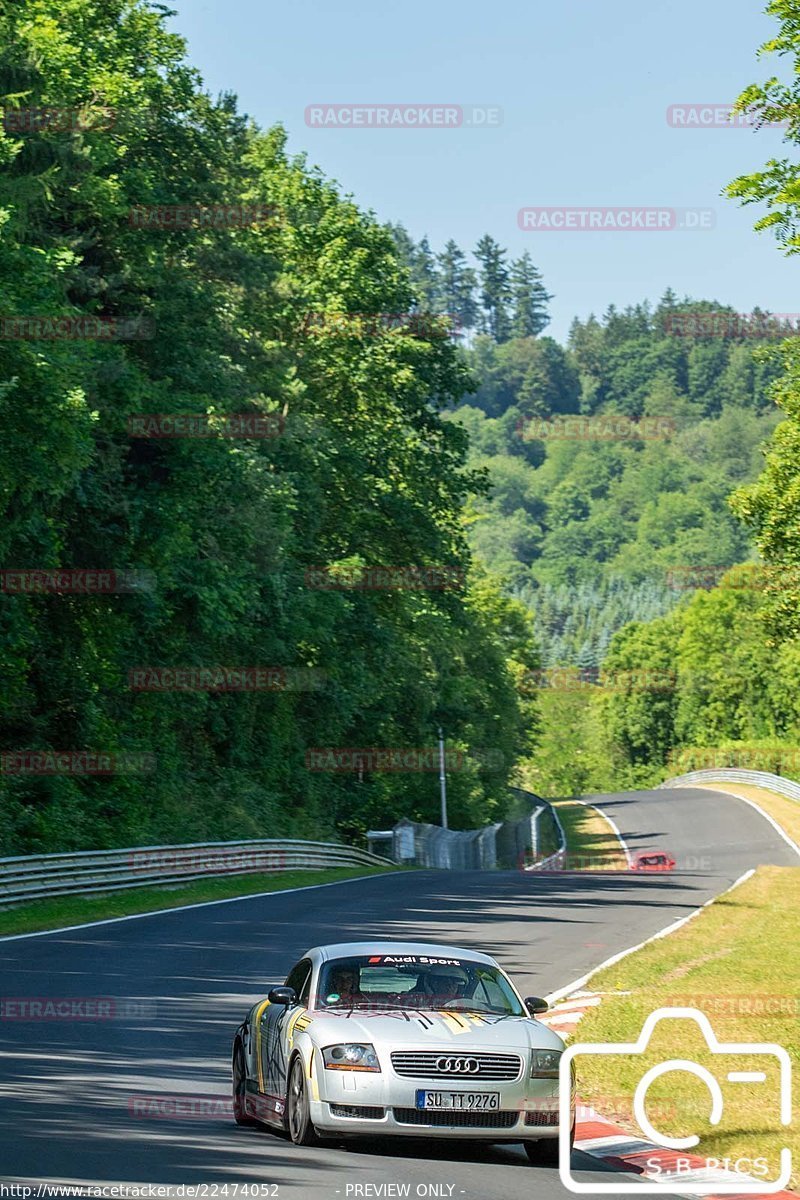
xmin=322 ymin=1043 xmax=381 ymax=1072
xmin=530 ymin=1049 xmax=562 ymax=1078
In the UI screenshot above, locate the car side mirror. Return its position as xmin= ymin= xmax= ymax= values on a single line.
xmin=267 ymin=986 xmax=297 ymax=1005
xmin=525 ymin=996 xmax=549 ymax=1016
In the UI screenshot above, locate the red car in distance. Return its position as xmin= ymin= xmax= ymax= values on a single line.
xmin=631 ymin=850 xmax=676 ymax=872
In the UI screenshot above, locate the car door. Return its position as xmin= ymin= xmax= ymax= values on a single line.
xmin=260 ymin=958 xmax=312 ymax=1099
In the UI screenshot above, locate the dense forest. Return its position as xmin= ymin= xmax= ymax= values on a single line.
xmin=517 ymin=0 xmax=800 ymax=794
xmin=0 ymin=0 xmax=539 ymax=854
xmin=4 ymin=0 xmax=800 ymax=853
xmin=387 ymin=198 xmax=800 ymax=795
xmin=388 ymin=225 xmax=782 ymax=666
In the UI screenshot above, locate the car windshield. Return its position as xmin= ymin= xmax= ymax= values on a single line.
xmin=315 ymin=954 xmax=526 ymax=1015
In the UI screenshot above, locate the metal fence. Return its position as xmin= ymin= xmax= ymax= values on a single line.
xmin=0 ymin=838 xmax=394 ymax=907
xmin=387 ymin=818 xmax=503 ymax=869
xmin=659 ymin=767 xmax=800 ymax=803
xmin=372 ymin=790 xmax=564 ymax=870
xmin=509 ymin=788 xmax=564 ymax=868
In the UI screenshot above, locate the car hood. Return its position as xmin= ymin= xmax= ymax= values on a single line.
xmin=303 ymin=1008 xmax=564 ymax=1051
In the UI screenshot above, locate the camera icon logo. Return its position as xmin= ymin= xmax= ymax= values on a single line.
xmin=558 ymin=1007 xmax=792 ymax=1194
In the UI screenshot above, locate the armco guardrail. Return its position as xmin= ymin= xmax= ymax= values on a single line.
xmin=659 ymin=767 xmax=800 ymax=803
xmin=0 ymin=838 xmax=394 ymax=907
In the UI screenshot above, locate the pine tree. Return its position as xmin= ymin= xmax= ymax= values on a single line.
xmin=437 ymin=239 xmax=479 ymax=333
xmin=386 ymin=225 xmax=442 ymax=312
xmin=475 ymin=234 xmax=512 ymax=342
xmin=410 ymin=235 xmax=440 ymax=310
xmin=657 ymin=286 xmax=679 ymax=312
xmin=509 ymin=252 xmax=552 ymax=337
xmin=386 ymin=222 xmax=416 ymax=275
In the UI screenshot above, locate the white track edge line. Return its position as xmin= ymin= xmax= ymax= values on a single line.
xmin=573 ymin=797 xmax=633 ymax=866
xmin=544 ymin=867 xmax=756 ymax=1004
xmin=688 ymin=783 xmax=800 ymax=859
xmin=0 ymin=871 xmax=402 ymax=943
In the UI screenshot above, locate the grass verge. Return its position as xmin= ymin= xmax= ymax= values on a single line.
xmin=552 ymin=798 xmax=628 ymax=870
xmin=573 ymin=865 xmax=799 ymax=1191
xmin=691 ymin=780 xmax=800 ymax=849
xmin=0 ymin=865 xmax=397 ymax=938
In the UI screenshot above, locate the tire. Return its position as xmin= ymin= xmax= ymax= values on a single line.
xmin=524 ymin=1119 xmax=574 ymax=1166
xmin=232 ymin=1043 xmax=257 ymax=1127
xmin=287 ymin=1055 xmax=319 ymax=1146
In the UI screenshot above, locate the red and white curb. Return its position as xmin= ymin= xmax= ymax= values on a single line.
xmin=539 ymin=989 xmax=602 ymax=1039
xmin=574 ymin=1107 xmax=795 ymax=1198
xmin=540 ymin=994 xmax=796 ymax=1197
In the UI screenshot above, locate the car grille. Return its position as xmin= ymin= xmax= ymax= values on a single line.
xmin=390 ymin=1052 xmax=522 ymax=1080
xmin=393 ymin=1108 xmax=519 ymax=1129
xmin=329 ymin=1103 xmax=385 ymax=1120
xmin=525 ymin=1110 xmax=559 ymax=1126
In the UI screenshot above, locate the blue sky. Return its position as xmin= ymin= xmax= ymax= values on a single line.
xmin=168 ymin=0 xmax=796 ymax=341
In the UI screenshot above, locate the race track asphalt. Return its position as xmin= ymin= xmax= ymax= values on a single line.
xmin=0 ymin=785 xmax=796 ymax=1199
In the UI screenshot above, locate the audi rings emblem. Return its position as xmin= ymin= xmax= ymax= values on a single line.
xmin=436 ymin=1056 xmax=480 ymax=1073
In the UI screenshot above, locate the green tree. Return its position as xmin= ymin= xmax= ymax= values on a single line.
xmin=437 ymin=239 xmax=479 ymax=332
xmin=725 ymin=2 xmax=800 ymax=639
xmin=386 ymin=222 xmax=416 ymax=268
xmin=0 ymin=0 xmax=535 ymax=853
xmin=725 ymin=0 xmax=800 ymax=254
xmin=475 ymin=234 xmax=512 ymax=342
xmin=595 ymin=613 xmax=681 ymax=770
xmin=674 ymin=584 xmax=777 ymax=747
xmin=730 ymin=342 xmax=800 ymax=639
xmin=410 ymin=234 xmax=440 ymax=310
xmin=509 ymin=251 xmax=552 ymax=338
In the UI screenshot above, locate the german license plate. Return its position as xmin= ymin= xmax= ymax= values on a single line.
xmin=415 ymin=1090 xmax=500 ymax=1111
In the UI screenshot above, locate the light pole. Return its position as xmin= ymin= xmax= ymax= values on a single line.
xmin=438 ymin=725 xmax=448 ymax=829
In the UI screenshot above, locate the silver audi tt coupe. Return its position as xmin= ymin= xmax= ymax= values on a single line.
xmin=231 ymin=940 xmax=575 ymax=1163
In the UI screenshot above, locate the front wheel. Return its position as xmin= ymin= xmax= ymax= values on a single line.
xmin=287 ymin=1056 xmax=319 ymax=1146
xmin=524 ymin=1120 xmax=574 ymax=1166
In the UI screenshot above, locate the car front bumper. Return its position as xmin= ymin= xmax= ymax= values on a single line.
xmin=312 ymin=1067 xmax=572 ymax=1140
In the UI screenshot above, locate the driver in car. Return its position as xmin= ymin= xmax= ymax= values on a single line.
xmin=411 ymin=963 xmax=472 ymax=1007
xmin=325 ymin=965 xmax=365 ymax=1003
